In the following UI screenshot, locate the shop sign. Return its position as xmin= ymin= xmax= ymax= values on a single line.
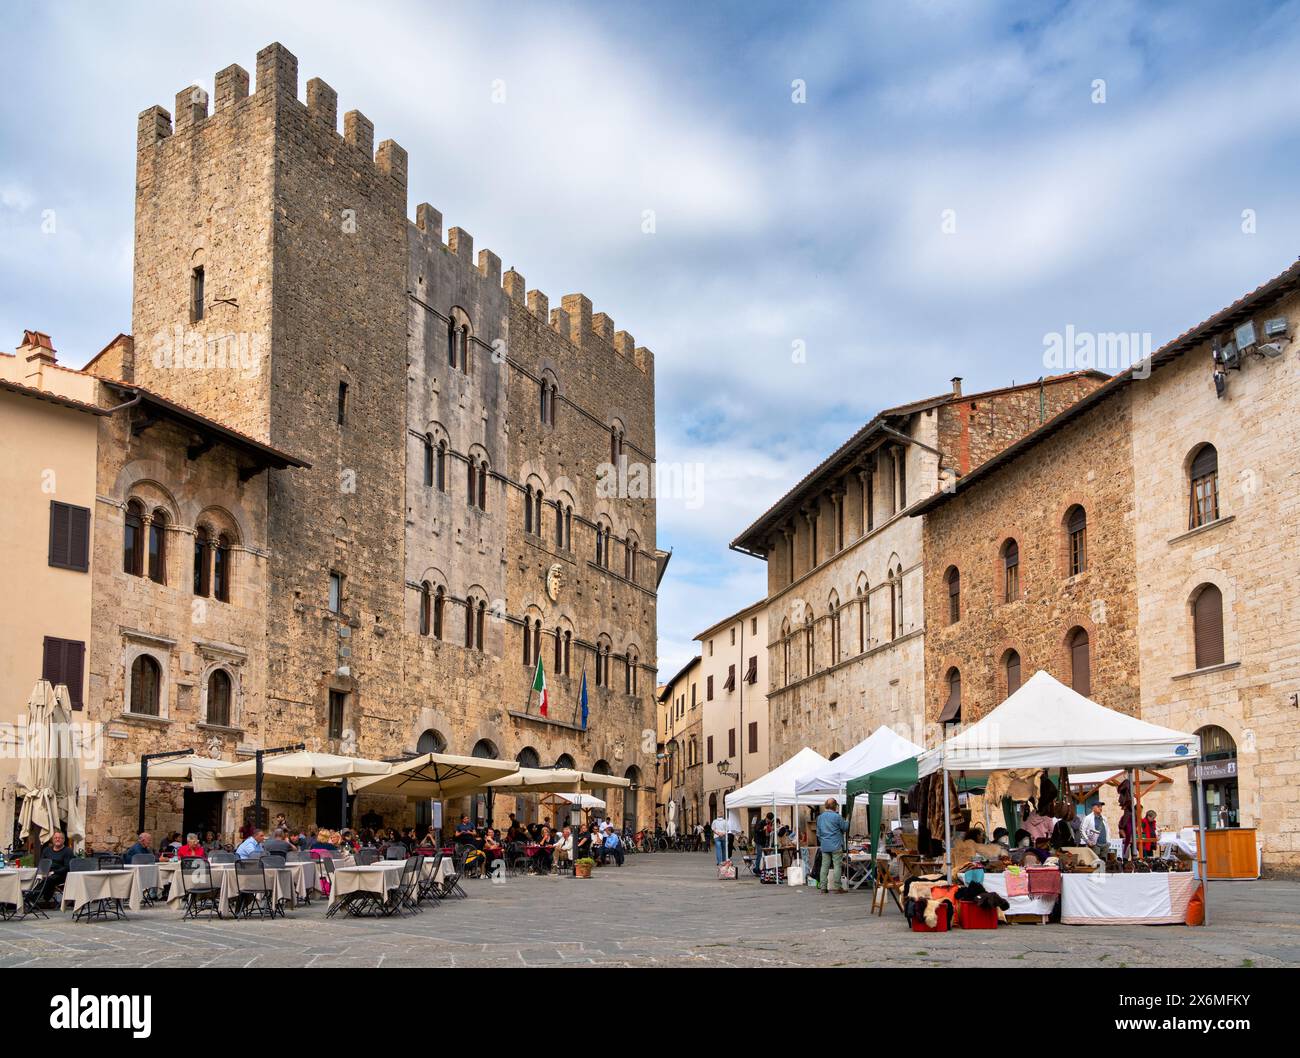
xmin=1191 ymin=759 xmax=1237 ymax=781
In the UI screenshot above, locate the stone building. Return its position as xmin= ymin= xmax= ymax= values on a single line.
xmin=696 ymin=600 xmax=768 ymax=823
xmin=730 ymin=373 xmax=1106 ymax=772
xmin=51 ymin=42 xmax=657 ymax=843
xmin=656 ymin=656 xmax=702 ymax=834
xmin=914 ymin=262 xmax=1300 ymax=875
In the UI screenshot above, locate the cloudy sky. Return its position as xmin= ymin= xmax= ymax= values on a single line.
xmin=4 ymin=0 xmax=1299 ymax=678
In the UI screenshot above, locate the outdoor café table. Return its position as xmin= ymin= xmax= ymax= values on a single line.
xmin=60 ymin=869 xmax=142 ymax=916
xmin=0 ymin=867 xmax=37 ymax=915
xmin=160 ymin=860 xmax=298 ymax=915
xmin=329 ymin=863 xmax=404 ymax=913
xmin=126 ymin=860 xmax=160 ymax=895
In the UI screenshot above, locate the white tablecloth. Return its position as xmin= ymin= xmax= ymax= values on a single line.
xmin=982 ymin=872 xmax=1057 ymax=917
xmin=0 ymin=868 xmax=37 ymax=909
xmin=126 ymin=862 xmax=161 ymax=893
xmin=329 ymin=863 xmax=405 ymax=908
xmin=1060 ymin=871 xmax=1196 ymax=925
xmin=160 ymin=861 xmax=301 ymax=913
xmin=61 ymin=870 xmax=142 ymax=914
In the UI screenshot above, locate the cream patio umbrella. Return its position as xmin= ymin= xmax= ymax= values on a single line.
xmin=484 ymin=768 xmax=629 ymax=795
xmin=104 ymin=753 xmax=233 ymax=834
xmin=205 ymin=750 xmax=392 ymax=832
xmin=348 ymin=752 xmax=519 ymax=799
xmin=16 ymin=681 xmax=61 ymax=846
xmin=52 ymin=685 xmax=84 ymax=846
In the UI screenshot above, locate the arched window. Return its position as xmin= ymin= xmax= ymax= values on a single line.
xmin=1066 ymin=507 xmax=1087 ymax=576
xmin=556 ymin=753 xmax=575 ymax=769
xmin=419 ymin=582 xmax=432 ymax=636
xmin=212 ymin=533 xmax=231 ymax=602
xmin=524 ymin=486 xmax=534 ymax=534
xmin=130 ymin=654 xmax=162 ymax=716
xmin=828 ymin=598 xmax=840 ymax=665
xmin=123 ymin=500 xmax=145 ymax=576
xmin=206 ymin=668 xmax=232 ymax=727
xmin=945 ymin=566 xmax=960 ymax=624
xmin=417 ymin=729 xmax=446 ymax=754
xmin=540 ymin=378 xmax=549 ymax=424
xmin=564 ymin=506 xmax=572 ymax=550
xmin=436 ymin=440 xmax=447 ymax=492
xmin=423 ymin=435 xmax=434 ymax=488
xmin=148 ymin=509 xmax=167 ymax=584
xmin=466 ymin=457 xmax=476 ymax=509
xmin=939 ymin=667 xmax=961 ymax=724
xmin=516 ymin=746 xmax=540 ymax=770
xmin=1002 ymin=540 xmax=1019 ymax=602
xmin=1068 ymin=627 xmax=1090 ymax=696
xmin=1192 ymin=583 xmax=1225 ymax=669
xmin=804 ymin=611 xmax=814 ymax=675
xmin=1189 ymin=444 xmax=1219 ymax=529
xmin=857 ymin=584 xmax=868 ymax=653
xmin=533 ymin=490 xmax=543 ymax=532
xmin=478 ymin=461 xmax=488 ymax=511
xmin=465 ymin=597 xmax=475 ymax=648
xmin=447 ymin=318 xmax=457 ymax=368
xmin=1004 ymin=649 xmax=1022 ymax=696
xmin=890 ymin=565 xmax=903 ymax=638
xmin=476 ymin=599 xmax=486 ymax=650
xmin=433 ymin=585 xmax=445 ymax=640
xmin=458 ymin=324 xmax=470 ymax=372
xmin=555 ymin=503 xmax=565 ymax=547
xmin=549 ymin=383 xmax=558 ymax=426
xmin=193 ymin=528 xmax=211 ymax=597
xmin=554 ymin=624 xmax=563 ymax=674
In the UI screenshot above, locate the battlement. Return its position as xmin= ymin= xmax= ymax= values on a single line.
xmin=409 ymin=202 xmax=653 ymax=376
xmin=136 ymin=42 xmax=406 ymax=192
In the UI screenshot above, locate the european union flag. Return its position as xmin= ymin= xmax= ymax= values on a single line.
xmin=580 ymin=670 xmax=589 ymax=730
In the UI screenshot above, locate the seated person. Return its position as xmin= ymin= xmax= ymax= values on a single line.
xmin=554 ymin=827 xmax=574 ymax=867
xmin=262 ymin=828 xmax=294 ymax=857
xmin=598 ymin=825 xmax=624 ymax=866
xmin=176 ymin=833 xmax=207 ymax=858
xmin=454 ymin=815 xmax=479 ymax=846
xmin=235 ymin=829 xmax=266 ymax=860
xmin=310 ymin=830 xmax=339 ymax=852
xmin=533 ymin=827 xmax=556 ymax=871
xmin=38 ymin=830 xmax=75 ymax=904
xmin=123 ymin=830 xmax=153 ymax=862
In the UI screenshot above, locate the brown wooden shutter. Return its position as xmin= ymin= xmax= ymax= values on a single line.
xmin=728 ymin=728 xmax=736 ymax=756
xmin=1193 ymin=585 xmax=1225 ymax=668
xmin=748 ymin=722 xmax=758 ymax=753
xmin=707 ymin=735 xmax=713 ymax=764
xmin=1070 ymin=629 xmax=1090 ymax=695
xmin=49 ymin=501 xmax=90 ymax=572
xmin=42 ymin=636 xmax=84 ymax=710
xmin=1006 ymin=652 xmax=1021 ymax=694
xmin=938 ymin=670 xmax=961 ymax=723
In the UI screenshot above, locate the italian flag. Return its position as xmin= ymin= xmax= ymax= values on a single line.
xmin=532 ymin=656 xmax=549 ymax=717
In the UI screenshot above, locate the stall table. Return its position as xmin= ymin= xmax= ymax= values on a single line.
xmin=1060 ymin=871 xmax=1196 ymax=925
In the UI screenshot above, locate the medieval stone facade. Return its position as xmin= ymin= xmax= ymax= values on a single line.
xmin=78 ymin=42 xmax=656 ymax=842
xmin=731 ymin=373 xmax=1106 ymax=771
xmin=915 ymin=264 xmax=1300 ymax=874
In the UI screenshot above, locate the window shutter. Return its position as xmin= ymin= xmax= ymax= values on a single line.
xmin=42 ymin=636 xmax=84 ymax=710
xmin=1190 ymin=445 xmax=1218 ymax=480
xmin=48 ymin=501 xmax=90 ymax=571
xmin=1193 ymin=585 xmax=1225 ymax=669
xmin=748 ymin=722 xmax=758 ymax=754
xmin=1006 ymin=652 xmax=1021 ymax=694
xmin=728 ymin=729 xmax=736 ymax=757
xmin=1070 ymin=630 xmax=1090 ymax=695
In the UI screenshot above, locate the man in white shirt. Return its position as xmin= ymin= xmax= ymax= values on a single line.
xmin=1080 ymin=803 xmax=1109 ymax=870
xmin=711 ymin=815 xmax=729 ymax=865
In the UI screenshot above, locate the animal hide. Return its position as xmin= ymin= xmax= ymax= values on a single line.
xmin=951 ymin=839 xmax=1006 ymax=866
xmin=983 ymin=768 xmax=1043 ymax=805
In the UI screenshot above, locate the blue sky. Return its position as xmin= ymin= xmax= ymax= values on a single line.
xmin=4 ymin=1 xmax=1300 ymax=679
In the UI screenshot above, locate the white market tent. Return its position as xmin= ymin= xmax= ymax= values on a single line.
xmin=917 ymin=671 xmax=1199 ymax=776
xmin=794 ymin=726 xmax=923 ymax=801
xmin=915 ymin=670 xmax=1209 ymax=918
xmin=724 ymin=746 xmax=831 ymax=810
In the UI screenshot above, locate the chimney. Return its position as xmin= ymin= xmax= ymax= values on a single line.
xmin=950 ymin=376 xmax=963 ymax=398
xmin=20 ymin=330 xmax=57 ymax=387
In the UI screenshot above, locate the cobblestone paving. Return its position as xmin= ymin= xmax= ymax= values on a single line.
xmin=2 ymin=853 xmax=1296 ymax=967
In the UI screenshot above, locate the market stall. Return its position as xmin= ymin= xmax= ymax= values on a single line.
xmin=725 ymin=747 xmax=830 ymax=883
xmin=913 ymin=670 xmax=1207 ymax=926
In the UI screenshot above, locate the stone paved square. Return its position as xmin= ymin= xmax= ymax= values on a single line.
xmin=2 ymin=853 xmax=1296 ymax=968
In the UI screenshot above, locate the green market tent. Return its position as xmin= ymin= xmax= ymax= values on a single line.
xmin=845 ymin=757 xmax=919 ymax=864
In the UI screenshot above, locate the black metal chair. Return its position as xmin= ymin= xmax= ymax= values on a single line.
xmin=380 ymin=856 xmax=421 ymax=916
xmin=504 ymin=842 xmax=529 ymax=878
xmin=209 ymin=850 xmax=236 ymax=864
xmin=355 ymin=848 xmax=380 ymax=866
xmin=443 ymin=846 xmax=469 ymax=899
xmin=178 ymin=858 xmax=221 ymax=919
xmin=17 ymin=860 xmax=51 ymax=920
xmin=233 ymin=860 xmax=279 ymax=918
xmin=129 ymin=852 xmax=161 ymax=907
xmin=69 ymin=857 xmax=97 ymax=872
xmin=97 ymin=854 xmax=124 ymax=870
xmin=417 ymin=851 xmax=445 ymax=904
xmin=383 ymin=844 xmax=407 ymax=860
xmin=264 ymin=852 xmax=287 ymax=869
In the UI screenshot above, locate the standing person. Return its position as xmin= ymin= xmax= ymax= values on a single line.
xmin=1081 ymin=802 xmax=1109 ymax=868
xmin=1140 ymin=809 xmax=1159 ymax=858
xmin=816 ymin=798 xmax=850 ymax=894
xmin=710 ymin=812 xmax=729 ymax=865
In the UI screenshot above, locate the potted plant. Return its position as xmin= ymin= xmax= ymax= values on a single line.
xmin=574 ymin=857 xmax=596 ymax=878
